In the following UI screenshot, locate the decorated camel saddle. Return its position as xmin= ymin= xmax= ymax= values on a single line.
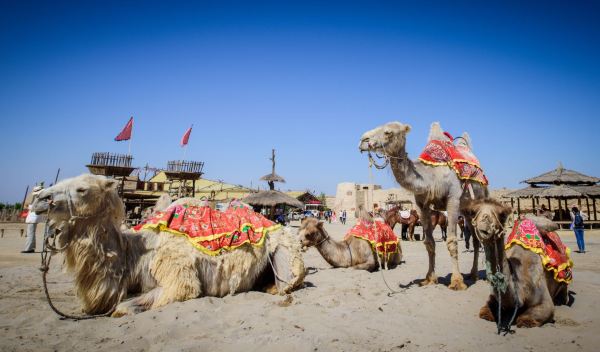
xmin=345 ymin=220 xmax=400 ymax=260
xmin=134 ymin=201 xmax=281 ymax=256
xmin=418 ymin=134 xmax=488 ymax=186
xmin=399 ymin=210 xmax=411 ymax=219
xmin=506 ymin=219 xmax=573 ymax=284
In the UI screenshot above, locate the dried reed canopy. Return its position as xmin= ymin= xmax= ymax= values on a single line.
xmin=244 ymin=190 xmax=304 ymax=208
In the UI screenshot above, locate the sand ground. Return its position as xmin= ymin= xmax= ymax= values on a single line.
xmin=0 ymin=221 xmax=598 ymax=352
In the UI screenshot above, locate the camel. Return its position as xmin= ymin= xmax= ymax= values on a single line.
xmin=299 ymin=217 xmax=402 ymax=271
xmin=383 ymin=207 xmax=419 ymax=241
xmin=359 ymin=122 xmax=488 ymax=290
xmin=32 ymin=174 xmax=305 ymax=317
xmin=462 ymin=199 xmax=570 ymax=328
xmin=430 ymin=210 xmax=448 ymax=242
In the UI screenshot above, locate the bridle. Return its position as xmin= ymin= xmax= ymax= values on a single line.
xmin=40 ymin=189 xmax=125 ymax=320
xmin=366 ymin=141 xmax=407 ymax=170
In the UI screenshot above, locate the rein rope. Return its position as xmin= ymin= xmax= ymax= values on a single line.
xmin=40 ymin=190 xmax=125 ymax=320
xmin=474 ymin=214 xmax=519 ymax=335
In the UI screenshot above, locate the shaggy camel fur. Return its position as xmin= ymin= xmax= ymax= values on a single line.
xmin=359 ymin=122 xmax=488 ymax=290
xmin=462 ymin=199 xmax=569 ymax=328
xmin=384 ymin=207 xmax=419 ymax=241
xmin=33 ymin=174 xmax=304 ymax=317
xmin=299 ymin=218 xmax=402 ymax=271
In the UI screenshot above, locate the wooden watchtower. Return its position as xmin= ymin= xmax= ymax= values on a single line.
xmin=164 ymin=160 xmax=204 ymax=198
xmin=86 ymin=152 xmax=135 ymax=195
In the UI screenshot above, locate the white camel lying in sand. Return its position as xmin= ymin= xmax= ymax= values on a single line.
xmin=33 ymin=174 xmax=304 ymax=317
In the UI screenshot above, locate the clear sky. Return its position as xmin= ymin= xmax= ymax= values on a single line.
xmin=1 ymin=0 xmax=599 ymax=203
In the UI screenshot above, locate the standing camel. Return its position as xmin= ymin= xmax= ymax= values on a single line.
xmin=359 ymin=122 xmax=488 ymax=290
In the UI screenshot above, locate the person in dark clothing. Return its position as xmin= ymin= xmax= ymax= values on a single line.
xmin=571 ymin=206 xmax=586 ymax=253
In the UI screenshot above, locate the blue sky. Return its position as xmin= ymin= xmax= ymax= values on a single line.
xmin=1 ymin=1 xmax=599 ymax=202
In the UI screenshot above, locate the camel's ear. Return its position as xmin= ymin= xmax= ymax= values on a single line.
xmin=496 ymin=204 xmax=512 ymax=226
xmin=103 ymin=179 xmax=118 ymax=191
xmin=460 ymin=199 xmax=479 ymax=218
xmin=403 ymin=124 xmax=411 ymax=133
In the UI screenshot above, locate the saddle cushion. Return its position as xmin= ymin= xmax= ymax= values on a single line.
xmin=399 ymin=210 xmax=411 ymax=219
xmin=418 ymin=139 xmax=488 ymax=185
xmin=344 ymin=220 xmax=399 ymax=259
xmin=505 ymin=219 xmax=573 ymax=284
xmin=134 ymin=202 xmax=281 ymax=256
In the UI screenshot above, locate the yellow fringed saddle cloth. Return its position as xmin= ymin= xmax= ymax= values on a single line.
xmin=345 ymin=220 xmax=399 ymax=259
xmin=134 ymin=203 xmax=281 ymax=256
xmin=506 ymin=219 xmax=573 ymax=284
xmin=418 ymin=139 xmax=488 ymax=185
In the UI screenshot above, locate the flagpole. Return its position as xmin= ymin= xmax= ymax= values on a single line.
xmin=183 ymin=144 xmax=187 ymax=160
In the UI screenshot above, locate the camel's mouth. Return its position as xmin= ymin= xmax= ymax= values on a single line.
xmin=32 ymin=198 xmax=50 ymax=215
xmin=359 ymin=138 xmax=383 ymax=153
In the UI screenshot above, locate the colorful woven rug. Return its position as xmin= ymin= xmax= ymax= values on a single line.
xmin=505 ymin=219 xmax=573 ymax=284
xmin=418 ymin=139 xmax=488 ymax=185
xmin=345 ymin=220 xmax=399 ymax=259
xmin=133 ymin=202 xmax=281 ymax=256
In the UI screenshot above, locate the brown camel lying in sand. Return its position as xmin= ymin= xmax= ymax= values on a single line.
xmin=462 ymin=199 xmax=570 ymax=328
xmin=33 ymin=174 xmax=304 ymax=317
xmin=299 ymin=217 xmax=402 ymax=271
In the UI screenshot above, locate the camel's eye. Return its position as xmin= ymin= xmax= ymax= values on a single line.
xmin=76 ymin=187 xmax=87 ymax=194
xmin=384 ymin=130 xmax=392 ymax=135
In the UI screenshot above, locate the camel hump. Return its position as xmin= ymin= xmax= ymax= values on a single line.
xmin=524 ymin=214 xmax=559 ymax=233
xmin=427 ymin=122 xmax=451 ymax=142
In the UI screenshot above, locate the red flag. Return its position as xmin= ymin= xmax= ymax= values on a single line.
xmin=181 ymin=125 xmax=192 ymax=147
xmin=114 ymin=117 xmax=133 ymax=141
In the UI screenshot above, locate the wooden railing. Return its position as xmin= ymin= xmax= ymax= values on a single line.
xmin=90 ymin=152 xmax=133 ymax=167
xmin=167 ymin=160 xmax=204 ymax=174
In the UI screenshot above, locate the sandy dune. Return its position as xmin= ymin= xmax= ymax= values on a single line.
xmin=1 ymin=221 xmax=598 ymax=352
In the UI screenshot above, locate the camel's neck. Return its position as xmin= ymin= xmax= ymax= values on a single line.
xmin=63 ymin=220 xmax=131 ymax=314
xmin=389 ymin=149 xmax=430 ymax=195
xmin=314 ymin=229 xmax=353 ymax=268
xmin=483 ymin=236 xmax=518 ymax=306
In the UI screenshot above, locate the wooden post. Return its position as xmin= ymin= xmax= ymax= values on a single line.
xmin=593 ymin=197 xmax=597 ymax=221
xmin=586 ymin=197 xmax=591 ymax=219
xmin=531 ymin=198 xmax=536 ymax=213
xmin=547 ymin=197 xmax=551 ymax=210
xmin=1 ymin=229 xmax=4 ymax=238
xmin=517 ymin=198 xmax=521 ymax=215
xmin=511 ymin=197 xmax=514 ymax=210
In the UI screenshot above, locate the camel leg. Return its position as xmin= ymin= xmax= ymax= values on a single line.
xmin=112 ymin=287 xmax=164 ymax=317
xmin=446 ymin=202 xmax=467 ymax=291
xmin=479 ymin=294 xmax=498 ymax=322
xmin=420 ymin=209 xmax=437 ymax=285
xmin=409 ymin=223 xmax=415 ymax=241
xmin=517 ymin=293 xmax=555 ymax=328
xmin=469 ymin=223 xmax=480 ymax=282
xmin=352 ymin=262 xmax=378 ymax=272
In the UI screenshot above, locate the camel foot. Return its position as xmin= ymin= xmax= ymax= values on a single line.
xmin=419 ymin=276 xmax=438 ymax=286
xmin=448 ymin=274 xmax=467 ymax=291
xmin=265 ymin=283 xmax=281 ymax=295
xmin=470 ymin=271 xmax=479 ymax=282
xmin=516 ymin=315 xmax=542 ymax=328
xmin=479 ymin=305 xmax=495 ymax=322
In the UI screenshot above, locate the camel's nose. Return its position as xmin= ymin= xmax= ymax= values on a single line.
xmin=359 ymin=137 xmax=370 ymax=151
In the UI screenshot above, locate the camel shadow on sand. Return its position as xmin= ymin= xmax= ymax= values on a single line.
xmin=398 ymin=270 xmax=487 ymax=290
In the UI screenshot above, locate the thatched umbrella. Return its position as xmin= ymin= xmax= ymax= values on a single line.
xmin=244 ymin=190 xmax=304 ymax=209
xmin=524 ymin=162 xmax=600 ymax=185
xmin=260 ymin=149 xmax=286 ymax=190
xmin=538 ymin=185 xmax=584 ymax=198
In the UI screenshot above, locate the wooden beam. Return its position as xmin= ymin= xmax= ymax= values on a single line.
xmin=586 ymin=197 xmax=591 ymax=220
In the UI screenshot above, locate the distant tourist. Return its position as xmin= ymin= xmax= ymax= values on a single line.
xmin=571 ymin=206 xmax=586 ymax=253
xmin=340 ymin=210 xmax=347 ymax=225
xmin=22 ymin=185 xmax=44 ymax=254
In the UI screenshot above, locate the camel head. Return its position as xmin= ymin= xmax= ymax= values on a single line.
xmin=33 ymin=174 xmax=125 ymax=229
xmin=359 ymin=122 xmax=411 ymax=155
xmin=298 ymin=217 xmax=326 ymax=250
xmin=461 ymin=199 xmax=511 ymax=243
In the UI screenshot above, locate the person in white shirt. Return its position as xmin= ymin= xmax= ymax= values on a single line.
xmin=22 ymin=185 xmax=44 ymax=253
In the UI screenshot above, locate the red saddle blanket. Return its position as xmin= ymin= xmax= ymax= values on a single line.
xmin=133 ymin=203 xmax=281 ymax=256
xmin=505 ymin=219 xmax=573 ymax=284
xmin=418 ymin=139 xmax=489 ymax=185
xmin=344 ymin=220 xmax=399 ymax=259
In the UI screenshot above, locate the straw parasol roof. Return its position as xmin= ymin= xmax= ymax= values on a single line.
xmin=259 ymin=172 xmax=286 ymax=183
xmin=505 ymin=187 xmax=544 ymax=198
xmin=243 ymin=190 xmax=304 ymax=208
xmin=524 ymin=162 xmax=600 ymax=185
xmin=538 ymin=185 xmax=584 ymax=198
